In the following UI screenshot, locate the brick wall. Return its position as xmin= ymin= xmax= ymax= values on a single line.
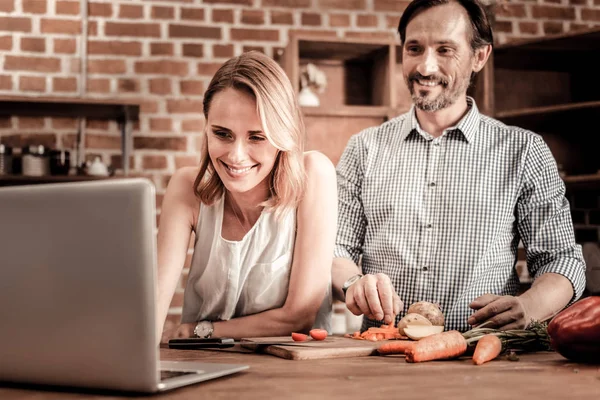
xmin=1 ymin=0 xmax=599 ymax=325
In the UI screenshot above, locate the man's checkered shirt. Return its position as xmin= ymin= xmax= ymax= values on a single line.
xmin=334 ymin=97 xmax=586 ymax=332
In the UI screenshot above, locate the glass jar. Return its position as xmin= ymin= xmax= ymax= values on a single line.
xmin=0 ymin=144 xmax=12 ymax=175
xmin=22 ymin=145 xmax=50 ymax=177
xmin=50 ymin=149 xmax=71 ymax=175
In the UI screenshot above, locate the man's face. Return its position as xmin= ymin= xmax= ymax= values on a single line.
xmin=402 ymin=2 xmax=477 ymax=112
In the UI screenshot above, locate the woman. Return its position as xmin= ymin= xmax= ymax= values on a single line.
xmin=157 ymin=51 xmax=337 ymax=342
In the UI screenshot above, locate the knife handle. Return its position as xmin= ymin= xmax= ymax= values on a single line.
xmin=168 ymin=337 xmax=235 ymax=349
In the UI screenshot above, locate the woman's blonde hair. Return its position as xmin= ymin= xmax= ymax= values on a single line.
xmin=194 ymin=51 xmax=306 ymax=215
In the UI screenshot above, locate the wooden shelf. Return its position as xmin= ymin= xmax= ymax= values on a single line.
xmin=0 ymin=95 xmax=140 ymax=121
xmin=563 ymin=174 xmax=600 ymax=190
xmin=301 ymin=105 xmax=392 ymax=118
xmin=0 ymin=175 xmax=114 ymax=187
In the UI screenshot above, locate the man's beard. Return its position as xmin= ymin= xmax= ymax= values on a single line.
xmin=405 ymin=71 xmax=471 ymax=112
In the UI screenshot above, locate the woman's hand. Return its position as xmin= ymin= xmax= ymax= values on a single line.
xmin=161 ymin=322 xmax=195 ymax=343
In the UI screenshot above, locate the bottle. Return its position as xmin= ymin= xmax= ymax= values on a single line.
xmin=22 ymin=145 xmax=50 ymax=177
xmin=49 ymin=149 xmax=71 ymax=175
xmin=0 ymin=144 xmax=12 ymax=175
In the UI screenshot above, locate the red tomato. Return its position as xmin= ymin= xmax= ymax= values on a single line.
xmin=309 ymin=329 xmax=328 ymax=341
xmin=291 ymin=332 xmax=309 ymax=342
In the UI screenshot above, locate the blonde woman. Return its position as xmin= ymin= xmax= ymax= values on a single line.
xmin=157 ymin=51 xmax=337 ymax=343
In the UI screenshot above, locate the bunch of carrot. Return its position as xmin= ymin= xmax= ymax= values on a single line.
xmin=344 ymin=323 xmax=407 ymax=341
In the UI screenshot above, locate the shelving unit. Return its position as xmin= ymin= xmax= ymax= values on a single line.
xmin=478 ymin=27 xmax=600 ymax=179
xmin=0 ymin=174 xmax=112 ymax=187
xmin=0 ymin=95 xmax=140 ymax=178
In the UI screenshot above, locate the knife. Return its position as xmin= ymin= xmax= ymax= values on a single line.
xmin=168 ymin=337 xmax=321 ymax=349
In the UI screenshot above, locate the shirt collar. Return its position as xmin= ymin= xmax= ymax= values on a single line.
xmin=399 ymin=96 xmax=481 ymax=143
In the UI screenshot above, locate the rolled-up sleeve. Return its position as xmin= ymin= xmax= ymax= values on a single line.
xmin=517 ymin=135 xmax=586 ymax=303
xmin=334 ymin=134 xmax=368 ymax=265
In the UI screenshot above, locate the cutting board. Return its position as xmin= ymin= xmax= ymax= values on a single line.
xmin=240 ymin=336 xmax=405 ymax=360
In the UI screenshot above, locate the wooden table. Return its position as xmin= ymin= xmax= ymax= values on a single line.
xmin=1 ymin=349 xmax=599 ymax=399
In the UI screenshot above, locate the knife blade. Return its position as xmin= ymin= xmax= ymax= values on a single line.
xmin=168 ymin=337 xmax=320 ymax=349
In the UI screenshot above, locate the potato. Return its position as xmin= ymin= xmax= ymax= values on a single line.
xmin=407 ymin=301 xmax=445 ymax=326
xmin=397 ymin=313 xmax=432 ymax=336
xmin=403 ymin=325 xmax=445 ymax=340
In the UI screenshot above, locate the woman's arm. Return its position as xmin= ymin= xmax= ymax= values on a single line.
xmin=155 ymin=167 xmax=198 ymax=344
xmin=208 ymin=151 xmax=338 ymax=339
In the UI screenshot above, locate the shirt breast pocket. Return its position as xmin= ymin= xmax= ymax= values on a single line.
xmin=241 ymin=252 xmax=292 ymax=315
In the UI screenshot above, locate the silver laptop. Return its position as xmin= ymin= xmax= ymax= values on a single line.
xmin=0 ymin=178 xmax=248 ymax=393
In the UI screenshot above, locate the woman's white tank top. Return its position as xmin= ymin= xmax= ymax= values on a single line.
xmin=181 ymin=195 xmax=331 ymax=331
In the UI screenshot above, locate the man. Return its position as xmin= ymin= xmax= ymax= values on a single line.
xmin=332 ymin=0 xmax=586 ymax=332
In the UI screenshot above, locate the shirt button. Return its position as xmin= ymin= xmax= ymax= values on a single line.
xmin=427 ymin=224 xmax=432 ymax=229
xmin=422 ymin=266 xmax=429 ymax=271
xmin=429 ymin=182 xmax=436 ymax=187
xmin=433 ymin=142 xmax=440 ymax=147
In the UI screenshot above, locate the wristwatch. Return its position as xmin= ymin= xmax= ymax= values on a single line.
xmin=342 ymin=274 xmax=363 ymax=300
xmin=193 ymin=321 xmax=214 ymax=338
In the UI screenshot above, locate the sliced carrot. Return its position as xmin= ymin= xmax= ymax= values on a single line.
xmin=405 ymin=330 xmax=467 ymax=363
xmin=377 ymin=340 xmax=415 ymax=355
xmin=291 ymin=332 xmax=308 ymax=342
xmin=472 ymin=334 xmax=503 ymax=365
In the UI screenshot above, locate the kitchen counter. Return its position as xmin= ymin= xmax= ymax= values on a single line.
xmin=1 ymin=348 xmax=598 ymax=399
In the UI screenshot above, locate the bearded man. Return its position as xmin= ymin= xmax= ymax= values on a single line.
xmin=332 ymin=0 xmax=586 ymax=332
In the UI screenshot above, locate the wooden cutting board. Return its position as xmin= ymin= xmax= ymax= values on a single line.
xmin=240 ymin=336 xmax=407 ymax=360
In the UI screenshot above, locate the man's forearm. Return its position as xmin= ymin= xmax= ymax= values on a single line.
xmin=519 ymin=272 xmax=574 ymax=323
xmin=332 ymin=257 xmax=362 ymax=302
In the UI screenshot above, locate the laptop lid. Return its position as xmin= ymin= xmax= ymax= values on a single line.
xmin=0 ymin=178 xmax=160 ymax=392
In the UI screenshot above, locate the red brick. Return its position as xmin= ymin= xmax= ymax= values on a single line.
xmin=180 ymin=80 xmax=204 ymax=95
xmin=169 ymin=24 xmax=222 ymax=39
xmin=150 ymin=118 xmax=172 ymax=132
xmin=53 ymin=77 xmax=77 ymax=92
xmin=494 ymin=20 xmax=513 ymax=33
xmin=203 ymin=0 xmax=252 ymax=5
xmin=89 ymin=2 xmax=112 ymax=17
xmin=262 ymin=0 xmax=310 ymax=7
xmin=271 ymin=11 xmax=294 ymax=25
xmin=134 ymin=136 xmax=187 ymax=151
xmin=212 ymin=9 xmax=234 ymax=23
xmin=87 ymin=59 xmax=127 ymax=74
xmin=197 ymin=62 xmax=223 ymax=76
xmin=19 ymin=76 xmax=46 ymax=92
xmin=88 ymin=20 xmax=98 ymax=36
xmin=357 ymin=14 xmax=378 ymax=27
xmin=54 ymin=38 xmax=76 ymax=54
xmin=0 ymin=17 xmax=32 ymax=32
xmin=496 ymin=4 xmax=527 ymax=18
xmin=386 ymin=15 xmax=399 ymax=29
xmin=345 ymin=31 xmax=395 ymax=40
xmin=151 ymin=5 xmax=174 ymax=19
xmin=22 ymin=0 xmax=46 ymax=14
xmin=87 ymin=119 xmax=110 ymax=130
xmin=87 ymin=78 xmax=110 ymax=93
xmin=242 ymin=10 xmax=265 ymax=25
xmin=582 ymin=8 xmax=600 ymax=21
xmin=543 ymin=0 xmax=562 ymax=3
xmin=570 ymin=22 xmax=592 ymax=30
xmin=17 ymin=117 xmax=46 ymax=129
xmin=302 ymin=13 xmax=321 ymax=26
xmin=288 ymin=29 xmax=337 ymax=38
xmin=20 ymin=37 xmax=46 ymax=52
xmin=141 ymin=101 xmax=159 ymax=114
xmin=175 ymin=155 xmax=199 ymax=169
xmin=135 ymin=60 xmax=189 ymax=76
xmin=243 ymin=45 xmax=264 ymax=53
xmin=118 ymin=78 xmax=139 ymax=93
xmin=318 ymin=0 xmax=365 ymax=9
xmin=0 ymin=36 xmax=12 ymax=51
xmin=374 ymin=0 xmax=409 ymax=12
xmin=149 ymin=78 xmax=172 ymax=95
xmin=182 ymin=43 xmax=204 ymax=57
xmin=543 ymin=21 xmax=564 ymax=34
xmin=0 ymin=0 xmax=14 ymax=12
xmin=531 ymin=5 xmax=576 ymax=20
xmin=0 ymin=75 xmax=12 ymax=90
xmin=568 ymin=0 xmax=587 ymax=4
xmin=213 ymin=44 xmax=234 ymax=58
xmin=166 ymin=99 xmax=204 ymax=114
xmin=109 ymin=154 xmax=134 ymax=170
xmin=88 ymin=40 xmax=142 ymax=56
xmin=230 ymin=28 xmax=279 ymax=41
xmin=181 ymin=7 xmax=205 ymax=21
xmin=151 ymin=42 xmax=174 ymax=56
xmin=0 ymin=133 xmax=56 ymax=148
xmin=119 ymin=4 xmax=143 ymax=19
xmin=329 ymin=13 xmax=350 ymax=27
xmin=41 ymin=18 xmax=81 ymax=34
xmin=86 ymin=134 xmax=121 ymax=150
xmin=105 ymin=22 xmax=161 ymax=38
xmin=52 ymin=118 xmax=78 ymax=129
xmin=5 ymin=56 xmax=60 ymax=72
xmin=142 ymin=155 xmax=168 ymax=170
xmin=519 ymin=21 xmax=539 ymax=35
xmin=56 ymin=1 xmax=79 ymax=15
xmin=181 ymin=119 xmax=204 ymax=132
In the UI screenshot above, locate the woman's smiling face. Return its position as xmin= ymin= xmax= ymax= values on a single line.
xmin=206 ymin=87 xmax=279 ymax=196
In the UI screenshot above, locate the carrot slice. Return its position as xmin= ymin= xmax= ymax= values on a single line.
xmin=472 ymin=334 xmax=502 ymax=365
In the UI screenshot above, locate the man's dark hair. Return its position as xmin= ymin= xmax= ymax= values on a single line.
xmin=398 ymin=0 xmax=494 ymax=51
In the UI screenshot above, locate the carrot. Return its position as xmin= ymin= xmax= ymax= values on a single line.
xmin=405 ymin=330 xmax=467 ymax=363
xmin=377 ymin=340 xmax=415 ymax=355
xmin=472 ymin=334 xmax=503 ymax=365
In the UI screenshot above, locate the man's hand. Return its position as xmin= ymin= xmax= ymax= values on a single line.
xmin=160 ymin=322 xmax=195 ymax=344
xmin=346 ymin=273 xmax=403 ymax=325
xmin=468 ymin=294 xmax=530 ymax=330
